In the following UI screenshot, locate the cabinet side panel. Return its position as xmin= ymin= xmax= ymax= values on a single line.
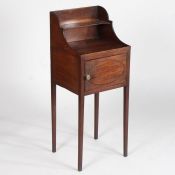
xmin=52 ymin=51 xmax=80 ymax=94
xmin=50 ymin=13 xmax=80 ymax=94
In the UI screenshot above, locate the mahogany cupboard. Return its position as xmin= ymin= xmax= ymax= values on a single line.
xmin=50 ymin=6 xmax=131 ymax=171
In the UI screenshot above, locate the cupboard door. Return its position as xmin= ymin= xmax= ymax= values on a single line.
xmin=85 ymin=54 xmax=127 ymax=94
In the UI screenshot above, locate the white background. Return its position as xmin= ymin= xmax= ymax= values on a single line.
xmin=0 ymin=0 xmax=175 ymax=174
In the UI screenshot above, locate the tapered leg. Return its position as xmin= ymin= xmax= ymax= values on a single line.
xmin=94 ymin=93 xmax=99 ymax=139
xmin=123 ymin=86 xmax=129 ymax=157
xmin=78 ymin=94 xmax=84 ymax=171
xmin=51 ymin=82 xmax=56 ymax=153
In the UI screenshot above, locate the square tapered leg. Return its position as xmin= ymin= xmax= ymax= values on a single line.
xmin=123 ymin=86 xmax=129 ymax=157
xmin=78 ymin=94 xmax=85 ymax=171
xmin=94 ymin=93 xmax=99 ymax=139
xmin=51 ymin=82 xmax=56 ymax=153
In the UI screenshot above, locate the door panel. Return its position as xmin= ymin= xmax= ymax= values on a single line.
xmin=85 ymin=54 xmax=127 ymax=93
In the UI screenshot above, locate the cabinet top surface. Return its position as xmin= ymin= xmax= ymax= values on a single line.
xmin=68 ymin=38 xmax=128 ymax=55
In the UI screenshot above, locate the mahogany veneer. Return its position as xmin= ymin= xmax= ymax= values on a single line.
xmin=50 ymin=6 xmax=131 ymax=171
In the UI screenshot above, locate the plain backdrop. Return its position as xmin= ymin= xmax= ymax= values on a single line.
xmin=0 ymin=0 xmax=175 ymax=174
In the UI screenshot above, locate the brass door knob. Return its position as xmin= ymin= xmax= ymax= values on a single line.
xmin=85 ymin=74 xmax=91 ymax=80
